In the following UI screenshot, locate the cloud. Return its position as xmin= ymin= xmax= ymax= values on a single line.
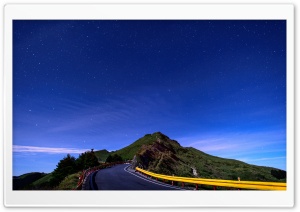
xmin=200 ymin=143 xmax=240 ymax=152
xmin=176 ymin=129 xmax=286 ymax=170
xmin=183 ymin=130 xmax=285 ymax=153
xmin=45 ymin=93 xmax=173 ymax=134
xmin=188 ymin=138 xmax=224 ymax=146
xmin=13 ymin=145 xmax=90 ymax=154
xmin=241 ymin=156 xmax=286 ymax=162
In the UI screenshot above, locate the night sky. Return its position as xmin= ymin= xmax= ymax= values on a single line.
xmin=13 ymin=20 xmax=286 ymax=176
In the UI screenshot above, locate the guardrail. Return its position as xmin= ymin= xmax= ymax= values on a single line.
xmin=74 ymin=161 xmax=124 ymax=190
xmin=135 ymin=167 xmax=286 ymax=190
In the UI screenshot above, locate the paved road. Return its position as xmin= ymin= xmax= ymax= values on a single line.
xmin=90 ymin=164 xmax=182 ymax=190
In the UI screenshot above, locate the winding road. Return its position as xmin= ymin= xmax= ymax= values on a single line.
xmin=87 ymin=164 xmax=182 ymax=190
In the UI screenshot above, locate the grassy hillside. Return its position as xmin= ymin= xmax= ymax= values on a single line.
xmin=13 ymin=172 xmax=47 ymax=190
xmin=56 ymin=172 xmax=81 ymax=190
xmin=176 ymin=147 xmax=285 ymax=182
xmin=30 ymin=173 xmax=54 ymax=190
xmin=112 ymin=133 xmax=168 ymax=160
xmin=94 ymin=149 xmax=110 ymax=162
xmin=18 ymin=171 xmax=80 ymax=190
xmin=128 ymin=132 xmax=286 ymax=182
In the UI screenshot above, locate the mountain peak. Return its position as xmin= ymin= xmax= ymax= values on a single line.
xmin=151 ymin=132 xmax=170 ymax=140
xmin=97 ymin=132 xmax=286 ymax=182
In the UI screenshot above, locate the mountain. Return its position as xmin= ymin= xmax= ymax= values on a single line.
xmin=94 ymin=149 xmax=110 ymax=162
xmin=30 ymin=173 xmax=54 ymax=190
xmin=13 ymin=172 xmax=47 ymax=190
xmin=113 ymin=132 xmax=286 ymax=182
xmin=111 ymin=133 xmax=163 ymax=160
xmin=14 ymin=132 xmax=286 ymax=190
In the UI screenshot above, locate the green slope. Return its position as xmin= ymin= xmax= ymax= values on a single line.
xmin=30 ymin=173 xmax=54 ymax=189
xmin=121 ymin=132 xmax=286 ymax=182
xmin=112 ymin=132 xmax=170 ymax=160
xmin=13 ymin=172 xmax=47 ymax=190
xmin=176 ymin=147 xmax=285 ymax=182
xmin=94 ymin=149 xmax=110 ymax=162
xmin=56 ymin=172 xmax=81 ymax=190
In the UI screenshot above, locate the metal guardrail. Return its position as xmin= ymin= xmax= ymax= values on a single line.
xmin=136 ymin=167 xmax=286 ymax=190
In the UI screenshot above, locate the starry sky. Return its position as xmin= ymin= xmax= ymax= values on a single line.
xmin=13 ymin=20 xmax=286 ymax=176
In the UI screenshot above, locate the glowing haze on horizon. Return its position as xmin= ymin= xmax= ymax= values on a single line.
xmin=13 ymin=20 xmax=286 ymax=176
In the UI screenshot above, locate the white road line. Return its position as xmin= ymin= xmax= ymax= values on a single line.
xmin=123 ymin=165 xmax=183 ymax=190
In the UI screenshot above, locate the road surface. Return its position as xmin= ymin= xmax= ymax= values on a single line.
xmin=87 ymin=164 xmax=182 ymax=190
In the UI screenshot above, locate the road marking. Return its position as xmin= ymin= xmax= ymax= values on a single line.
xmin=123 ymin=165 xmax=183 ymax=190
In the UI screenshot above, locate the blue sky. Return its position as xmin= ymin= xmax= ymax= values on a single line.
xmin=13 ymin=20 xmax=286 ymax=176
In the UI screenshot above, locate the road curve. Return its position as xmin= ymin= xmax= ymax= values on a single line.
xmin=90 ymin=164 xmax=182 ymax=190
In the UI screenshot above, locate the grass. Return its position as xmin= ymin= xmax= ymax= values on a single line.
xmin=13 ymin=172 xmax=47 ymax=190
xmin=56 ymin=172 xmax=81 ymax=190
xmin=30 ymin=173 xmax=54 ymax=190
xmin=94 ymin=149 xmax=110 ymax=162
xmin=112 ymin=133 xmax=159 ymax=160
xmin=174 ymin=147 xmax=285 ymax=182
xmin=24 ymin=171 xmax=82 ymax=190
xmin=128 ymin=132 xmax=286 ymax=182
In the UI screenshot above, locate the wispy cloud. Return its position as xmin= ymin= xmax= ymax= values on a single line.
xmin=182 ymin=130 xmax=285 ymax=153
xmin=188 ymin=138 xmax=224 ymax=147
xmin=241 ymin=156 xmax=286 ymax=162
xmin=176 ymin=130 xmax=286 ymax=170
xmin=187 ymin=138 xmax=240 ymax=152
xmin=13 ymin=145 xmax=89 ymax=154
xmin=40 ymin=92 xmax=176 ymax=135
xmin=235 ymin=156 xmax=286 ymax=170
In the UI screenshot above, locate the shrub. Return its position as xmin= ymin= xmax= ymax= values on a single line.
xmin=50 ymin=154 xmax=77 ymax=186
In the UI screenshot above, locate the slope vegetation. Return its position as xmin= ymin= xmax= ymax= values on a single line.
xmin=119 ymin=132 xmax=286 ymax=182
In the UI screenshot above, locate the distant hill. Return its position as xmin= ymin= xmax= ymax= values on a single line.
xmin=94 ymin=149 xmax=110 ymax=162
xmin=30 ymin=173 xmax=54 ymax=190
xmin=113 ymin=132 xmax=286 ymax=182
xmin=13 ymin=172 xmax=47 ymax=190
